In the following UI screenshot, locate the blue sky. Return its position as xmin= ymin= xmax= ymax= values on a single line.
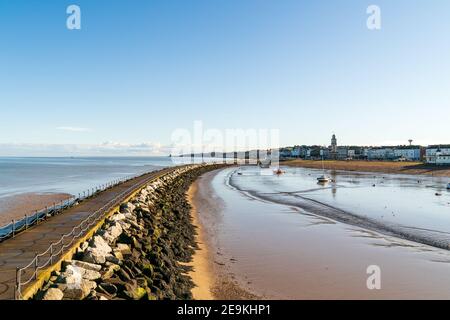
xmin=0 ymin=1 xmax=449 ymax=155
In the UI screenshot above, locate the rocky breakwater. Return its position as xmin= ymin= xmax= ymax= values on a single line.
xmin=34 ymin=164 xmax=226 ymax=300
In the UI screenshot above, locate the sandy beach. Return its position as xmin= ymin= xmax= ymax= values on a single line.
xmin=188 ymin=170 xmax=259 ymax=300
xmin=284 ymin=160 xmax=450 ymax=177
xmin=188 ymin=166 xmax=450 ymax=300
xmin=0 ymin=193 xmax=72 ymax=226
xmin=187 ymin=182 xmax=215 ymax=300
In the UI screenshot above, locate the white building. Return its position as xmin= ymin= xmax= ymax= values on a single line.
xmin=426 ymin=145 xmax=450 ymax=165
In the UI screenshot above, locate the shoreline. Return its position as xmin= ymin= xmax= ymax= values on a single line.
xmin=187 ymin=181 xmax=215 ymax=300
xmin=0 ymin=192 xmax=72 ymax=225
xmin=188 ymin=169 xmax=260 ymax=300
xmin=283 ymin=159 xmax=450 ymax=177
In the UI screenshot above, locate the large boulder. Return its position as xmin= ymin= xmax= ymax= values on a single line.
xmin=90 ymin=235 xmax=113 ymax=253
xmin=63 ymin=279 xmax=97 ymax=300
xmin=83 ymin=248 xmax=107 ymax=264
xmin=63 ymin=260 xmax=102 ymax=272
xmin=42 ymin=288 xmax=64 ymax=300
xmin=100 ymin=223 xmax=123 ymax=244
xmin=82 ymin=236 xmax=112 ymax=264
xmin=61 ymin=265 xmax=101 ymax=282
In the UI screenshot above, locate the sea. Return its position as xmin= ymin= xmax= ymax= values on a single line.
xmin=0 ymin=156 xmax=176 ymax=199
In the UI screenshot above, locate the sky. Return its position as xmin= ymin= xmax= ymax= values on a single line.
xmin=0 ymin=0 xmax=449 ymax=156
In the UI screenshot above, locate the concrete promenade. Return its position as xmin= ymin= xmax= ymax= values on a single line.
xmin=0 ymin=167 xmax=173 ymax=300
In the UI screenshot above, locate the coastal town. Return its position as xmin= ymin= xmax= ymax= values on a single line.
xmin=279 ymin=134 xmax=450 ymax=165
xmin=181 ymin=134 xmax=450 ymax=167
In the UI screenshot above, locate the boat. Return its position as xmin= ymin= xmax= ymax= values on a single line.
xmin=259 ymin=158 xmax=271 ymax=168
xmin=447 ymin=183 xmax=450 ymax=190
xmin=317 ymin=155 xmax=331 ymax=183
xmin=317 ymin=175 xmax=331 ymax=183
xmin=274 ymin=168 xmax=284 ymax=175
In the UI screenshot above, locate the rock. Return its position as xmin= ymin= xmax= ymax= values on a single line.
xmin=118 ymin=268 xmax=132 ymax=282
xmin=42 ymin=288 xmax=64 ymax=300
xmin=142 ymin=264 xmax=154 ymax=278
xmin=90 ymin=235 xmax=113 ymax=253
xmin=99 ymin=283 xmax=119 ymax=296
xmin=83 ymin=248 xmax=107 ymax=264
xmin=100 ymin=223 xmax=123 ymax=244
xmin=106 ymin=254 xmax=121 ymax=264
xmin=62 ymin=265 xmax=102 ymax=281
xmin=82 ymin=269 xmax=102 ymax=281
xmin=110 ymin=213 xmax=126 ymax=222
xmin=80 ymin=242 xmax=89 ymax=251
xmin=63 ymin=280 xmax=97 ymax=300
xmin=116 ymin=243 xmax=132 ymax=257
xmin=117 ymin=220 xmax=131 ymax=231
xmin=83 ymin=236 xmax=112 ymax=264
xmin=103 ymin=277 xmax=127 ymax=292
xmin=101 ymin=264 xmax=120 ymax=280
xmin=120 ymin=202 xmax=135 ymax=214
xmin=63 ymin=260 xmax=102 ymax=272
xmin=121 ymin=281 xmax=146 ymax=300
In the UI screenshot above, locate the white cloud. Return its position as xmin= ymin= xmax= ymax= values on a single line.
xmin=56 ymin=126 xmax=92 ymax=132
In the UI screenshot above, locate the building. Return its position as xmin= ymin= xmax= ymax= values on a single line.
xmin=330 ymin=134 xmax=338 ymax=159
xmin=367 ymin=147 xmax=395 ymax=160
xmin=426 ymin=145 xmax=450 ymax=165
xmin=337 ymin=146 xmax=349 ymax=160
xmin=279 ymin=147 xmax=294 ymax=159
xmin=393 ymin=146 xmax=422 ymax=161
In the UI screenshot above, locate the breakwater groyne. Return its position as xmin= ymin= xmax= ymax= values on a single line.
xmin=25 ymin=164 xmax=225 ymax=300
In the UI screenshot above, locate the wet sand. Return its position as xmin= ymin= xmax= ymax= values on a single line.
xmin=188 ymin=171 xmax=259 ymax=300
xmin=285 ymin=160 xmax=450 ymax=177
xmin=190 ymin=167 xmax=450 ymax=300
xmin=0 ymin=193 xmax=72 ymax=225
xmin=187 ymin=182 xmax=215 ymax=300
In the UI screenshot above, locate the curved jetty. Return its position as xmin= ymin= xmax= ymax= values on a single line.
xmin=24 ymin=164 xmax=225 ymax=300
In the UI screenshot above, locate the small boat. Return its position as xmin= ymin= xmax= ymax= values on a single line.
xmin=317 ymin=175 xmax=331 ymax=183
xmin=317 ymin=155 xmax=330 ymax=183
xmin=447 ymin=183 xmax=450 ymax=190
xmin=259 ymin=158 xmax=271 ymax=168
xmin=274 ymin=168 xmax=284 ymax=175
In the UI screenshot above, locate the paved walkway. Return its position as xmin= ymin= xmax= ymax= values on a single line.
xmin=0 ymin=168 xmax=171 ymax=300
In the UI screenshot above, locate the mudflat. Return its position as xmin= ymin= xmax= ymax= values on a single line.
xmin=284 ymin=160 xmax=450 ymax=177
xmin=0 ymin=193 xmax=72 ymax=225
xmin=190 ymin=166 xmax=450 ymax=299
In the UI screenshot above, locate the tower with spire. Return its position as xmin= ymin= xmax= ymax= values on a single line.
xmin=330 ymin=134 xmax=338 ymax=159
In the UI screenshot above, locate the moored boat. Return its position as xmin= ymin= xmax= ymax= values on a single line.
xmin=317 ymin=175 xmax=331 ymax=183
xmin=259 ymin=158 xmax=271 ymax=168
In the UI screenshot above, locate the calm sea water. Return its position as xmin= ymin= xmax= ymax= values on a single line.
xmin=0 ymin=157 xmax=176 ymax=198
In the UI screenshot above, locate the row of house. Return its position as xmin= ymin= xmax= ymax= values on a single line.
xmin=425 ymin=145 xmax=450 ymax=165
xmin=279 ymin=144 xmax=450 ymax=165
